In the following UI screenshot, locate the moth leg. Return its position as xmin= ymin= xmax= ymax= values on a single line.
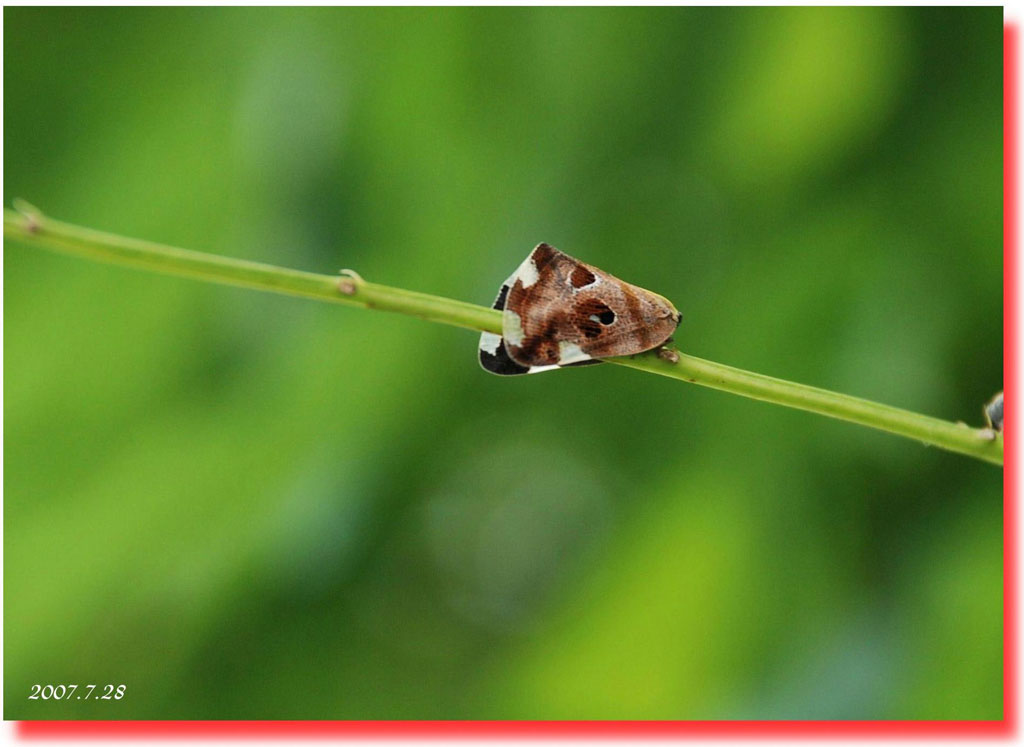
xmin=657 ymin=346 xmax=680 ymax=364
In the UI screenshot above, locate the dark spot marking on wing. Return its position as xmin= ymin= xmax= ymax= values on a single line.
xmin=531 ymin=243 xmax=556 ymax=267
xmin=492 ymin=283 xmax=511 ymax=311
xmin=574 ymin=298 xmax=616 ymax=339
xmin=570 ymin=265 xmax=596 ymax=289
xmin=480 ymin=336 xmax=531 ymax=376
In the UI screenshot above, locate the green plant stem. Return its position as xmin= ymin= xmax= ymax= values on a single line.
xmin=4 ymin=205 xmax=1002 ymax=466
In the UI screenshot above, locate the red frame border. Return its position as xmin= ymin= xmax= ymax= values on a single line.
xmin=15 ymin=22 xmax=1019 ymax=743
xmin=1005 ymin=19 xmax=1019 ymax=744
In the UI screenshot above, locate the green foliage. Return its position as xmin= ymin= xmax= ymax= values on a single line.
xmin=4 ymin=6 xmax=1002 ymax=719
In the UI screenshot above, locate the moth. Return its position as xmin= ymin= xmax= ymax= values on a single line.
xmin=479 ymin=243 xmax=681 ymax=375
xmin=985 ymin=391 xmax=1003 ymax=433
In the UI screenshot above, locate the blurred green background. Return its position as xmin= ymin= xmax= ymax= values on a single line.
xmin=4 ymin=7 xmax=1003 ymax=720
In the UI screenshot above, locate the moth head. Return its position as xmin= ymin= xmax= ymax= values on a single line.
xmin=635 ymin=288 xmax=681 ymax=339
xmin=649 ymin=291 xmax=683 ymax=329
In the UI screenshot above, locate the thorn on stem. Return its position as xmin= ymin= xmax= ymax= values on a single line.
xmin=338 ymin=268 xmax=363 ymax=296
xmin=13 ymin=199 xmax=42 ymax=233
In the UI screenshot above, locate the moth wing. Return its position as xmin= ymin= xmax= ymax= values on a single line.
xmin=479 ymin=277 xmax=531 ymax=376
xmin=479 ymin=252 xmax=604 ymax=376
xmin=503 ymin=244 xmax=604 ymax=369
xmin=561 ymin=358 xmax=604 ymax=369
xmin=479 ymin=334 xmax=533 ymax=375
